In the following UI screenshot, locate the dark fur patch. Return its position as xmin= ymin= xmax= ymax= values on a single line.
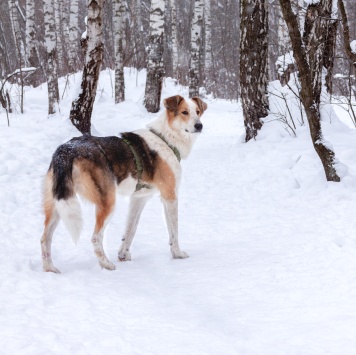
xmin=121 ymin=132 xmax=158 ymax=180
xmin=50 ymin=133 xmax=158 ymax=200
xmin=191 ymin=97 xmax=208 ymax=114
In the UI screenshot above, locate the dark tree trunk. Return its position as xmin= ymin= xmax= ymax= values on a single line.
xmin=240 ymin=0 xmax=269 ymax=142
xmin=69 ymin=0 xmax=105 ymax=134
xmin=338 ymin=0 xmax=356 ymax=78
xmin=279 ymin=0 xmax=340 ymax=182
xmin=303 ymin=1 xmax=338 ymax=95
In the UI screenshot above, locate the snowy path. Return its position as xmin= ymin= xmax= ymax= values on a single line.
xmin=1 ymin=71 xmax=356 ymax=354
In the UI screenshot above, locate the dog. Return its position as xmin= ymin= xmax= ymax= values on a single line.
xmin=41 ymin=95 xmax=207 ymax=273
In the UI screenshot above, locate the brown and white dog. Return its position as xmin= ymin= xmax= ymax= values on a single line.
xmin=41 ymin=95 xmax=207 ymax=273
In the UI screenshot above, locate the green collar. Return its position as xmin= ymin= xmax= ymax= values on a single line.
xmin=121 ymin=137 xmax=151 ymax=191
xmin=149 ymin=129 xmax=181 ymax=162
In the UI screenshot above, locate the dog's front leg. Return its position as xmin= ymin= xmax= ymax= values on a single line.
xmin=118 ymin=195 xmax=149 ymax=261
xmin=162 ymin=198 xmax=189 ymax=259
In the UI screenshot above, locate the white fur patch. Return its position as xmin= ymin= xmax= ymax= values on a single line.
xmin=55 ymin=198 xmax=82 ymax=244
xmin=116 ymin=175 xmax=138 ymax=196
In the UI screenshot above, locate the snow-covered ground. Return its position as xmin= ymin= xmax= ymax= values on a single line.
xmin=1 ymin=69 xmax=356 ymax=354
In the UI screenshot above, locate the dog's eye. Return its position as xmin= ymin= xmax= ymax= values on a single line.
xmin=182 ymin=111 xmax=188 ymax=115
xmin=196 ymin=111 xmax=200 ymax=115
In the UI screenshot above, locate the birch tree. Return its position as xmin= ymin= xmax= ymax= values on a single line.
xmin=69 ymin=0 xmax=105 ymax=134
xmin=113 ymin=0 xmax=125 ymax=103
xmin=43 ymin=0 xmax=59 ymax=115
xmin=61 ymin=0 xmax=70 ymax=63
xmin=144 ymin=0 xmax=165 ymax=113
xmin=189 ymin=0 xmax=204 ymax=98
xmin=26 ymin=0 xmax=39 ymax=75
xmin=240 ymin=0 xmax=269 ymax=141
xmin=204 ymin=0 xmax=212 ymax=92
xmin=54 ymin=0 xmax=64 ymax=75
xmin=9 ymin=0 xmax=26 ymax=68
xmin=69 ymin=0 xmax=80 ymax=73
xmin=9 ymin=0 xmax=26 ymax=112
xmin=279 ymin=0 xmax=341 ymax=181
xmin=171 ymin=0 xmax=178 ymax=76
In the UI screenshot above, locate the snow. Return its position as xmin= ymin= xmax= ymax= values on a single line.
xmin=4 ymin=67 xmax=37 ymax=79
xmin=350 ymin=40 xmax=356 ymax=54
xmin=2 ymin=69 xmax=356 ymax=354
xmin=275 ymin=51 xmax=295 ymax=75
xmin=304 ymin=0 xmax=320 ymax=4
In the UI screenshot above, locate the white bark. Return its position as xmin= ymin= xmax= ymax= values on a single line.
xmin=61 ymin=1 xmax=70 ymax=70
xmin=9 ymin=0 xmax=26 ymax=67
xmin=43 ymin=0 xmax=59 ymax=115
xmin=135 ymin=0 xmax=142 ymax=31
xmin=69 ymin=0 xmax=105 ymax=133
xmin=278 ymin=12 xmax=290 ymax=54
xmin=54 ymin=0 xmax=64 ymax=74
xmin=171 ymin=0 xmax=178 ymax=74
xmin=204 ymin=0 xmax=212 ymax=88
xmin=144 ymin=0 xmax=165 ymax=113
xmin=69 ymin=0 xmax=79 ymax=72
xmin=113 ymin=0 xmax=125 ymax=103
xmin=25 ymin=0 xmax=37 ymax=68
xmin=189 ymin=0 xmax=204 ymax=97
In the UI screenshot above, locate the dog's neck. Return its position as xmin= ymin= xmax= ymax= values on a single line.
xmin=147 ymin=113 xmax=198 ymax=160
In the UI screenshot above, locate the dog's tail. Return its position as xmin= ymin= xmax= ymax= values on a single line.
xmin=49 ymin=147 xmax=83 ymax=244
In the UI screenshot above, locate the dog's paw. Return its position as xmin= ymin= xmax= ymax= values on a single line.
xmin=172 ymin=251 xmax=189 ymax=259
xmin=43 ymin=265 xmax=61 ymax=273
xmin=118 ymin=251 xmax=131 ymax=262
xmin=99 ymin=260 xmax=116 ymax=271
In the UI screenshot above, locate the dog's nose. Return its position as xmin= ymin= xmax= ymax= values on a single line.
xmin=194 ymin=123 xmax=203 ymax=132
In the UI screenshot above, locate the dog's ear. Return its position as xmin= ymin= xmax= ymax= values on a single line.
xmin=163 ymin=95 xmax=184 ymax=112
xmin=191 ymin=97 xmax=208 ymax=114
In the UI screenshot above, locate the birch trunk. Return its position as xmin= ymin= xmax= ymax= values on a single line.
xmin=135 ymin=0 xmax=142 ymax=32
xmin=9 ymin=0 xmax=26 ymax=112
xmin=43 ymin=0 xmax=59 ymax=115
xmin=9 ymin=0 xmax=26 ymax=68
xmin=54 ymin=0 xmax=64 ymax=75
xmin=279 ymin=0 xmax=340 ymax=182
xmin=144 ymin=0 xmax=165 ymax=113
xmin=171 ymin=0 xmax=178 ymax=75
xmin=69 ymin=0 xmax=79 ymax=72
xmin=278 ymin=12 xmax=290 ymax=54
xmin=69 ymin=0 xmax=105 ymax=134
xmin=189 ymin=0 xmax=204 ymax=98
xmin=113 ymin=0 xmax=125 ymax=104
xmin=25 ymin=0 xmax=39 ymax=70
xmin=62 ymin=0 xmax=70 ymax=68
xmin=240 ymin=0 xmax=269 ymax=141
xmin=204 ymin=0 xmax=212 ymax=92
xmin=134 ymin=0 xmax=145 ymax=69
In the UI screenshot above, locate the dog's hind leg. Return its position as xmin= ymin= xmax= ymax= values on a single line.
xmin=92 ymin=200 xmax=116 ymax=270
xmin=118 ymin=195 xmax=149 ymax=261
xmin=162 ymin=198 xmax=189 ymax=259
xmin=41 ymin=209 xmax=60 ymax=273
xmin=41 ymin=170 xmax=61 ymax=273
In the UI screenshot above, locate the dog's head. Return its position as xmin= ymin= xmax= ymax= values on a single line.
xmin=163 ymin=95 xmax=208 ymax=134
